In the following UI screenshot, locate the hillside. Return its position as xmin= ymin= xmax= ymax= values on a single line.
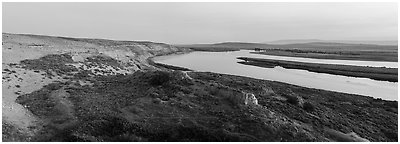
xmin=2 ymin=33 xmax=397 ymax=142
xmin=2 ymin=33 xmax=189 ymax=141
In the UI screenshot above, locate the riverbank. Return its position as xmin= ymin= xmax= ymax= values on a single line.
xmin=252 ymin=49 xmax=397 ymax=62
xmin=237 ymin=57 xmax=398 ymax=82
xmin=148 ymin=50 xmax=193 ymax=71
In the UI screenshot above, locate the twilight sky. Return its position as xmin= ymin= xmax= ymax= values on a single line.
xmin=2 ymin=2 xmax=398 ymax=44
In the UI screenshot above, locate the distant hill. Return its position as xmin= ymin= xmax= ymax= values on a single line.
xmin=177 ymin=41 xmax=398 ymax=52
xmin=175 ymin=42 xmax=274 ymax=51
xmin=267 ymin=39 xmax=398 ymax=46
xmin=177 ymin=42 xmax=271 ymax=49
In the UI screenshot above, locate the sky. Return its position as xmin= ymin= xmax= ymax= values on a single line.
xmin=2 ymin=2 xmax=398 ymax=44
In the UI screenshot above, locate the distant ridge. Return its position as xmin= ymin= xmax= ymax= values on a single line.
xmin=267 ymin=39 xmax=398 ymax=45
xmin=176 ymin=41 xmax=398 ymax=52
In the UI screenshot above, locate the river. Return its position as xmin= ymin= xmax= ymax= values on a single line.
xmin=154 ymin=50 xmax=398 ymax=100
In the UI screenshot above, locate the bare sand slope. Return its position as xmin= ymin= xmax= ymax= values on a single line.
xmin=2 ymin=65 xmax=63 ymax=136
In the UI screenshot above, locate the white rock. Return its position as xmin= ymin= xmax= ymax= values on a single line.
xmin=244 ymin=93 xmax=258 ymax=106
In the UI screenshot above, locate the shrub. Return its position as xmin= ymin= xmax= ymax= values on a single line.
xmin=384 ymin=101 xmax=398 ymax=108
xmin=208 ymin=87 xmax=219 ymax=95
xmin=149 ymin=71 xmax=172 ymax=86
xmin=303 ymin=102 xmax=315 ymax=112
xmin=286 ymin=96 xmax=299 ymax=105
xmin=2 ymin=122 xmax=29 ymax=142
xmin=45 ymin=83 xmax=62 ymax=90
xmin=381 ymin=128 xmax=398 ymax=140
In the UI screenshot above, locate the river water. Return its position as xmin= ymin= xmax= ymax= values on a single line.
xmin=154 ymin=50 xmax=398 ymax=100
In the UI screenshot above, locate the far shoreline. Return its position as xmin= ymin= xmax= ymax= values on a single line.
xmin=250 ymin=50 xmax=398 ymax=62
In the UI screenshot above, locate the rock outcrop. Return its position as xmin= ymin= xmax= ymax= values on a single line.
xmin=244 ymin=93 xmax=258 ymax=106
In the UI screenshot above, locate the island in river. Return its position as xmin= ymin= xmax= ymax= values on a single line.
xmin=237 ymin=57 xmax=398 ymax=82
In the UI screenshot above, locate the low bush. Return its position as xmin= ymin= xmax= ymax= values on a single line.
xmin=303 ymin=102 xmax=315 ymax=112
xmin=149 ymin=71 xmax=172 ymax=86
xmin=45 ymin=83 xmax=63 ymax=90
xmin=286 ymin=96 xmax=299 ymax=105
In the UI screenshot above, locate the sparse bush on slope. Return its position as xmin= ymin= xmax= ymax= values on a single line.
xmin=20 ymin=54 xmax=78 ymax=76
xmin=12 ymin=70 xmax=398 ymax=142
xmin=286 ymin=95 xmax=300 ymax=105
xmin=149 ymin=71 xmax=172 ymax=86
xmin=303 ymin=102 xmax=315 ymax=112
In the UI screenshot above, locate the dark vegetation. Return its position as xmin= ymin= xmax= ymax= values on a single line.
xmin=286 ymin=95 xmax=300 ymax=105
xmin=14 ymin=70 xmax=397 ymax=142
xmin=20 ymin=54 xmax=78 ymax=77
xmin=303 ymin=102 xmax=315 ymax=112
xmin=17 ymin=71 xmax=314 ymax=141
xmin=191 ymin=72 xmax=398 ymax=142
xmin=149 ymin=71 xmax=172 ymax=86
xmin=2 ymin=123 xmax=30 ymax=142
xmin=19 ymin=53 xmax=131 ymax=79
xmin=237 ymin=57 xmax=398 ymax=82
